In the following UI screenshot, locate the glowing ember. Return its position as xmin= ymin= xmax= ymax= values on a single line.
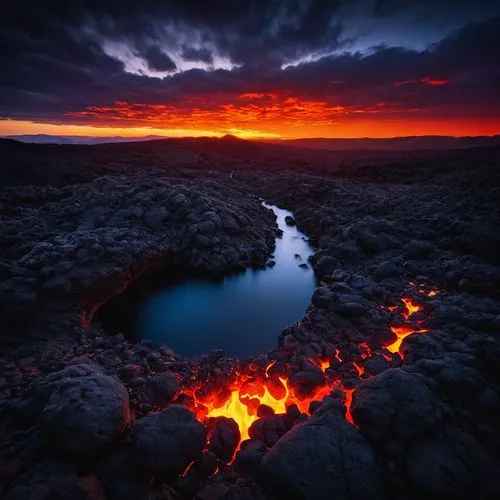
xmin=265 ymin=360 xmax=276 ymax=376
xmin=353 ymin=361 xmax=364 ymax=376
xmin=344 ymin=388 xmax=355 ymax=425
xmin=320 ymin=359 xmax=331 ymax=372
xmin=358 ymin=342 xmax=371 ymax=359
xmin=335 ymin=349 xmax=343 ymax=362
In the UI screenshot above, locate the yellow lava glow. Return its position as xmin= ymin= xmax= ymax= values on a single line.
xmin=401 ymin=297 xmax=421 ymax=319
xmin=193 ymin=368 xmax=347 ymax=442
xmin=385 ymin=326 xmax=428 ymax=353
xmin=204 ymin=382 xmax=286 ymax=440
xmin=384 ymin=296 xmax=430 ymax=353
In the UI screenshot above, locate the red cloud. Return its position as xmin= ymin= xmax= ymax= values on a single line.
xmin=421 ymin=76 xmax=449 ymax=86
xmin=394 ymin=77 xmax=450 ymax=87
xmin=238 ymin=93 xmax=278 ymax=100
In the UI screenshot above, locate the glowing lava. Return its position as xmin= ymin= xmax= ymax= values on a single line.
xmin=353 ymin=361 xmax=365 ymax=376
xmin=191 ymin=367 xmax=349 ymax=442
xmin=320 ymin=359 xmax=331 ymax=372
xmin=385 ymin=326 xmax=428 ymax=353
xmin=384 ymin=296 xmax=431 ymax=353
xmin=344 ymin=388 xmax=355 ymax=425
xmin=358 ymin=342 xmax=372 ymax=359
xmin=401 ymin=297 xmax=421 ymax=319
xmin=182 ymin=288 xmax=438 ymax=448
xmin=197 ymin=378 xmax=289 ymax=440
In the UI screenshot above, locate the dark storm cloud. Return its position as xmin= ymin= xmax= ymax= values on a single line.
xmin=181 ymin=46 xmax=213 ymax=65
xmin=141 ymin=46 xmax=177 ymax=72
xmin=0 ymin=1 xmax=499 ymax=124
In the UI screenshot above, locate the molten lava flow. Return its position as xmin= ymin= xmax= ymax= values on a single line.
xmin=191 ymin=365 xmax=355 ymax=442
xmin=183 ymin=287 xmax=438 ymax=452
xmin=401 ymin=297 xmax=421 ymax=319
xmin=383 ymin=296 xmax=430 ymax=353
xmin=194 ymin=375 xmax=290 ymax=441
xmin=385 ymin=326 xmax=428 ymax=353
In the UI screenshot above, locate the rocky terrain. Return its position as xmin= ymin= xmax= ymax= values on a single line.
xmin=0 ymin=138 xmax=499 ymax=500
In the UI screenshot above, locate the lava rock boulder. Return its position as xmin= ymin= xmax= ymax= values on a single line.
xmin=260 ymin=400 xmax=384 ymax=500
xmin=130 ymin=405 xmax=207 ymax=480
xmin=351 ymin=368 xmax=442 ymax=443
xmin=39 ymin=364 xmax=131 ymax=459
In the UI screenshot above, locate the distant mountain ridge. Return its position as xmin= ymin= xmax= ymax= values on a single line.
xmin=266 ymin=135 xmax=500 ymax=151
xmin=3 ymin=133 xmax=500 ymax=151
xmin=1 ymin=134 xmax=166 ymax=145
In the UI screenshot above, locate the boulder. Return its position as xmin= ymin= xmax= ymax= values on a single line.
xmin=284 ymin=215 xmax=296 ymax=226
xmin=130 ymin=405 xmax=207 ymax=479
xmin=235 ymin=440 xmax=268 ymax=472
xmin=3 ymin=458 xmax=106 ymax=500
xmin=144 ymin=372 xmax=180 ymax=406
xmin=260 ymin=401 xmax=384 ymax=500
xmin=405 ymin=438 xmax=470 ymax=497
xmin=351 ymin=368 xmax=441 ymax=443
xmin=40 ymin=364 xmax=131 ymax=458
xmin=290 ymin=369 xmax=325 ymax=398
xmin=315 ymin=255 xmax=336 ymax=276
xmin=208 ymin=417 xmax=241 ymax=462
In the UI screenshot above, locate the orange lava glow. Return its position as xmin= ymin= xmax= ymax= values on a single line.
xmin=344 ymin=388 xmax=355 ymax=425
xmin=353 ymin=362 xmax=364 ymax=376
xmin=190 ymin=369 xmax=346 ymax=441
xmin=401 ymin=297 xmax=421 ymax=319
xmin=385 ymin=326 xmax=429 ymax=353
xmin=383 ymin=294 xmax=434 ymax=353
xmin=201 ymin=378 xmax=288 ymax=441
xmin=178 ymin=286 xmax=438 ymax=447
xmin=320 ymin=359 xmax=331 ymax=372
xmin=358 ymin=342 xmax=372 ymax=359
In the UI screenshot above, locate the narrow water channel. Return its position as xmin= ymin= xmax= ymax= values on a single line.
xmin=97 ymin=203 xmax=316 ymax=357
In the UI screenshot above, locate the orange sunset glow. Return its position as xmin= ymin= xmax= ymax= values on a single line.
xmin=1 ymin=3 xmax=499 ymax=141
xmin=2 ymin=95 xmax=500 ymax=139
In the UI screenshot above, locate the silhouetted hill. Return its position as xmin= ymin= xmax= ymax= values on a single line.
xmin=1 ymin=134 xmax=166 ymax=145
xmin=266 ymin=135 xmax=500 ymax=151
xmin=221 ymin=134 xmax=242 ymax=142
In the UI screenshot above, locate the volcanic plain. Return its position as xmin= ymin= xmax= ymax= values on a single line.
xmin=1 ymin=137 xmax=499 ymax=500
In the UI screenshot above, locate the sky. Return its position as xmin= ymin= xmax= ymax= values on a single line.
xmin=1 ymin=0 xmax=500 ymax=139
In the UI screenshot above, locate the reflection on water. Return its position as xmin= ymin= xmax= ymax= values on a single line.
xmin=100 ymin=203 xmax=316 ymax=357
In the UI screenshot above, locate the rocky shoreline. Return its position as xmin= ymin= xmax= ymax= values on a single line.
xmin=1 ymin=140 xmax=500 ymax=499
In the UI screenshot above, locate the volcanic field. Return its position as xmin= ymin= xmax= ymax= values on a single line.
xmin=0 ymin=137 xmax=500 ymax=500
